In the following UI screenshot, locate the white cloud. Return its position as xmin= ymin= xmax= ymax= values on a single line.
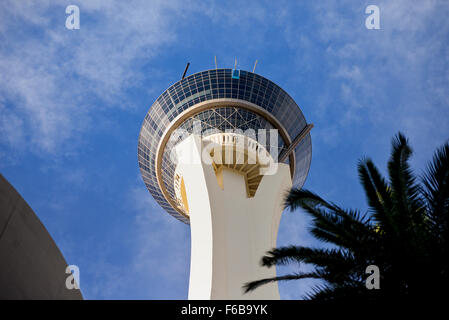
xmin=295 ymin=1 xmax=449 ymax=161
xmin=0 ymin=99 xmax=24 ymax=146
xmin=0 ymin=0 xmax=192 ymax=154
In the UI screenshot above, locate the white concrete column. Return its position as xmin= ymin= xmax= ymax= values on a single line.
xmin=175 ymin=134 xmax=292 ymax=300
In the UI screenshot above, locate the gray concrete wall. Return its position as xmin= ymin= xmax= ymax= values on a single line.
xmin=0 ymin=174 xmax=83 ymax=300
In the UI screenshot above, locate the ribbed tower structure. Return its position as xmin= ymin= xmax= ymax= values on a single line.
xmin=138 ymin=68 xmax=312 ymax=299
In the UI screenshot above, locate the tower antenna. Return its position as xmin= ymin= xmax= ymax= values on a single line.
xmin=182 ymin=62 xmax=190 ymax=80
xmin=252 ymin=60 xmax=258 ymax=73
xmin=214 ymin=56 xmax=217 ymax=69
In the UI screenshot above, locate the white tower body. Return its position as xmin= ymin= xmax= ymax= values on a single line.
xmin=174 ymin=134 xmax=292 ymax=299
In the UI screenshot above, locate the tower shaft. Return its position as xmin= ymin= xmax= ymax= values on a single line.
xmin=175 ymin=135 xmax=292 ymax=299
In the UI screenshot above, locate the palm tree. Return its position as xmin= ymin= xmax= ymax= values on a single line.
xmin=244 ymin=133 xmax=449 ymax=300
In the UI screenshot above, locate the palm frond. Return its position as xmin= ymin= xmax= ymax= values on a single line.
xmin=305 ymin=282 xmax=370 ymax=301
xmin=261 ymin=246 xmax=351 ymax=268
xmin=284 ymin=188 xmax=330 ymax=212
xmin=421 ymin=142 xmax=449 ymax=234
xmin=284 ymin=189 xmax=375 ymax=250
xmin=303 ymin=203 xmax=375 ymax=251
xmin=243 ymin=272 xmax=322 ymax=293
xmin=358 ymin=158 xmax=396 ymax=235
xmin=388 ymin=133 xmax=424 ymax=226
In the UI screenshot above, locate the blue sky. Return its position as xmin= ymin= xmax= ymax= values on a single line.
xmin=1 ymin=0 xmax=448 ymax=299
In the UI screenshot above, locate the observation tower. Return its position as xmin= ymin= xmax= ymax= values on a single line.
xmin=138 ymin=68 xmax=312 ymax=299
